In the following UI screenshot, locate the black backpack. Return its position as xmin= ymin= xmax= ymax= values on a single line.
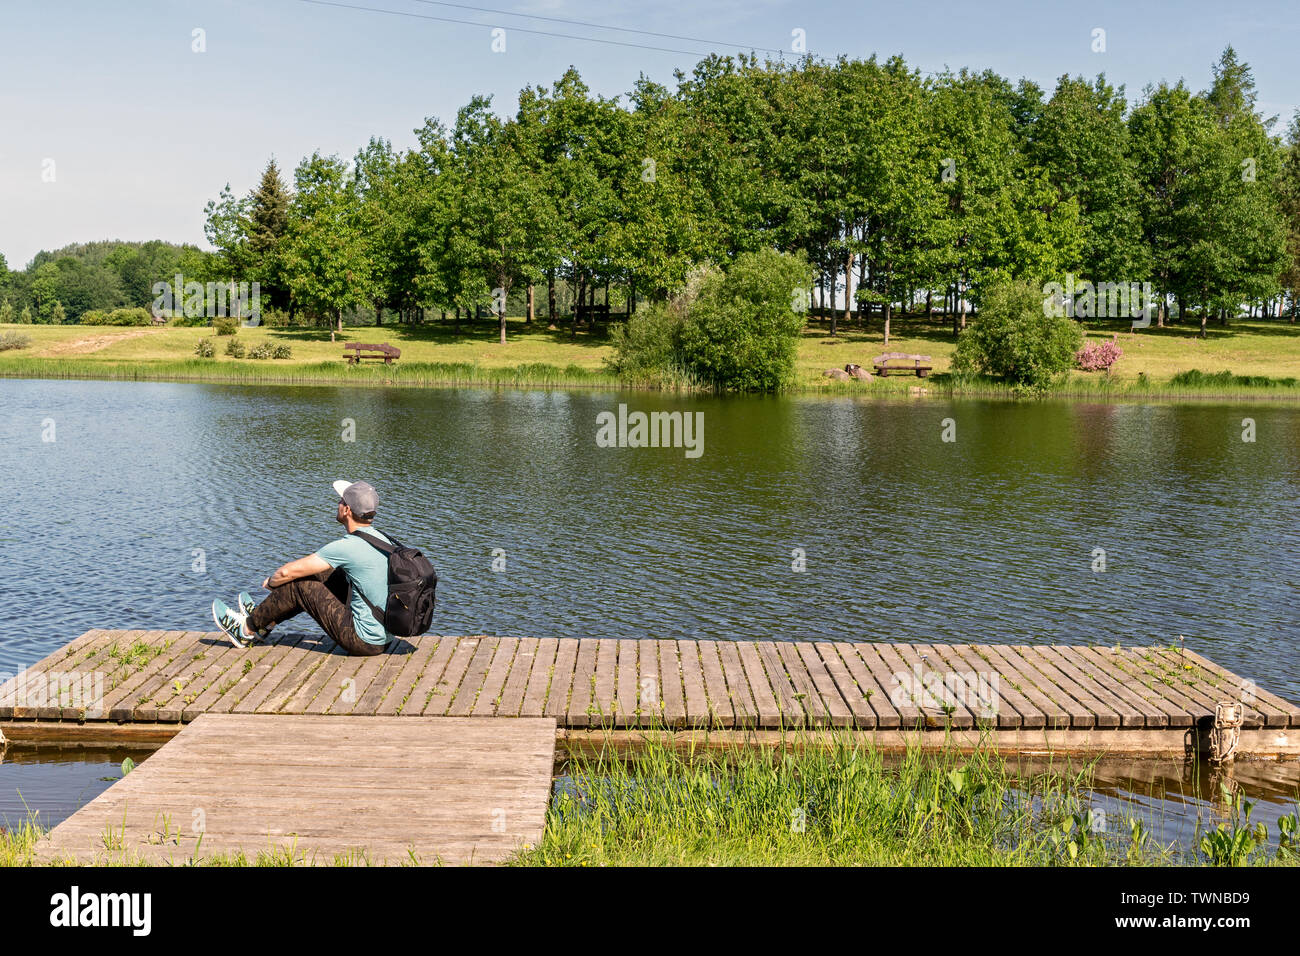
xmin=350 ymin=530 xmax=438 ymax=637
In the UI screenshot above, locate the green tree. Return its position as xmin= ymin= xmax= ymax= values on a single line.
xmin=247 ymin=159 xmax=292 ymax=310
xmin=280 ymin=153 xmax=373 ymax=337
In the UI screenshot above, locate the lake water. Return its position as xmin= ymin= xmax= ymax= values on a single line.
xmin=1 ymin=378 xmax=1297 ymax=698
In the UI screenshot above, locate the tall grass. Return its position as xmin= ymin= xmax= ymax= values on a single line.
xmin=513 ymin=733 xmax=1189 ymax=867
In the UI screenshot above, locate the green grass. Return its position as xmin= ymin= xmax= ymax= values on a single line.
xmin=1 ymin=313 xmax=1299 ymax=398
xmin=511 ymin=733 xmax=1297 ymax=867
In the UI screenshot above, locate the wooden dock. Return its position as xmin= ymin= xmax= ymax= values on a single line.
xmin=38 ymin=715 xmax=556 ymax=865
xmin=2 ymin=630 xmax=1297 ymax=756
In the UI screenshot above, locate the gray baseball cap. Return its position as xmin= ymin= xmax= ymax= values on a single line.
xmin=332 ymin=480 xmax=379 ymax=514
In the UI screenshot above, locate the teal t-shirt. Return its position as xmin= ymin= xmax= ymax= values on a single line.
xmin=315 ymin=529 xmax=394 ymax=646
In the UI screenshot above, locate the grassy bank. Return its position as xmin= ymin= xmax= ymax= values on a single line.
xmin=2 ymin=315 xmax=1299 ymax=399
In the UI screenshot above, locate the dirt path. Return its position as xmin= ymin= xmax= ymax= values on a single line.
xmin=39 ymin=328 xmax=163 ymax=356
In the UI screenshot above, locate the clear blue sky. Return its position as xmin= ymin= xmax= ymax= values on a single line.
xmin=3 ymin=0 xmax=1298 ymax=268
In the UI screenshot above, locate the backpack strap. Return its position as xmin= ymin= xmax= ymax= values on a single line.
xmin=347 ymin=530 xmax=400 ymax=626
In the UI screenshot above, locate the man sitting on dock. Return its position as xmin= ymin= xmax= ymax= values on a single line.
xmin=211 ymin=480 xmax=394 ymax=656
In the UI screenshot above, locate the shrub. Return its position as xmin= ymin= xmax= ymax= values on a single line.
xmin=18 ymin=306 xmax=33 ymax=324
xmin=271 ymin=344 xmax=292 ymax=359
xmin=678 ymin=249 xmax=813 ymax=392
xmin=0 ymin=331 xmax=32 ymax=351
xmin=607 ymin=304 xmax=690 ymax=386
xmin=0 ymin=301 xmax=15 ymax=324
xmin=247 ymin=343 xmax=273 ymax=359
xmin=85 ymin=307 xmax=153 ymax=326
xmin=258 ymin=308 xmax=291 ymax=328
xmin=213 ymin=315 xmax=238 ymax=336
xmin=952 ymin=278 xmax=1083 ymax=391
xmin=224 ymin=338 xmax=246 ymax=358
xmin=194 ymin=337 xmax=215 ymax=358
xmin=1075 ymin=335 xmax=1123 ymax=372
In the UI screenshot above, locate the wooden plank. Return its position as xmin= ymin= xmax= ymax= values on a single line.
xmin=756 ymin=641 xmax=805 ymax=727
xmin=791 ymin=642 xmax=853 ymax=728
xmin=94 ymin=631 xmax=186 ymax=721
xmin=1176 ymin=649 xmax=1300 ymax=725
xmin=866 ymin=643 xmax=929 ymax=729
xmin=494 ymin=637 xmax=539 ymax=718
xmin=895 ymin=643 xmax=975 ymax=730
xmin=444 ymin=637 xmax=502 ymax=718
xmin=938 ymin=643 xmax=1029 ymax=729
xmin=400 ymin=636 xmax=460 ymax=716
xmin=636 ymin=639 xmax=661 ymax=724
xmin=208 ymin=634 xmax=307 ymax=715
xmin=613 ymin=640 xmax=638 ymax=725
xmin=1093 ymin=647 xmax=1206 ymax=728
xmin=0 ymin=630 xmax=112 ymax=714
xmin=658 ymin=640 xmax=687 ymax=729
xmin=716 ymin=641 xmax=760 ymax=727
xmin=39 ymin=715 xmax=556 ymax=866
xmin=830 ymin=644 xmax=900 ymax=729
xmin=986 ymin=645 xmax=1092 ymax=728
xmin=130 ymin=632 xmax=217 ymax=721
xmin=677 ymin=640 xmax=708 ymax=729
xmin=586 ymin=639 xmax=618 ymax=727
xmin=806 ymin=643 xmax=868 ymax=728
xmin=695 ymin=641 xmax=735 ymax=728
xmin=1016 ymin=646 xmax=1126 ymax=729
xmin=976 ymin=644 xmax=1069 ymax=729
xmin=423 ymin=636 xmax=482 ymax=716
xmin=565 ymin=638 xmax=601 ymax=727
xmin=1044 ymin=646 xmax=1150 ymax=728
xmin=233 ymin=636 xmax=322 ymax=715
xmin=372 ymin=636 xmax=438 ymax=716
xmin=519 ymin=638 xmax=558 ymax=719
xmin=471 ymin=637 xmax=520 ymax=718
xmin=1072 ymin=646 xmax=1182 ymax=728
xmin=252 ymin=634 xmax=336 ymax=714
xmin=922 ymin=642 xmax=1004 ymax=729
xmin=273 ymin=643 xmax=351 ymax=716
xmin=544 ymin=637 xmax=579 ymax=720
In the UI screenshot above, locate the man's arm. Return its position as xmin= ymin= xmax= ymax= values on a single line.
xmin=262 ymin=553 xmax=332 ymax=589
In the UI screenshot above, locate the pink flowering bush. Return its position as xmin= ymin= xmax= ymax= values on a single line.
xmin=1075 ymin=335 xmax=1123 ymax=372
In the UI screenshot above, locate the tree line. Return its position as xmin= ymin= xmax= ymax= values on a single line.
xmin=5 ymin=47 xmax=1300 ymax=342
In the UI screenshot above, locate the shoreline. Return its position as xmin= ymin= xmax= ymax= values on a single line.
xmin=4 ymin=360 xmax=1300 ymax=403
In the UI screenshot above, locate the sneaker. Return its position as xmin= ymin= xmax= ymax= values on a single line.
xmin=212 ymin=598 xmax=254 ymax=648
xmin=237 ymin=591 xmax=271 ymax=640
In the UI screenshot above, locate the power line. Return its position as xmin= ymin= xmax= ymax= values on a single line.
xmin=408 ymin=0 xmax=787 ymax=56
xmin=297 ymin=0 xmax=774 ymax=57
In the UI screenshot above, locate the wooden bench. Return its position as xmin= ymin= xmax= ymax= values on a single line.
xmin=872 ymin=352 xmax=932 ymax=378
xmin=574 ymin=304 xmax=610 ymax=323
xmin=344 ymin=342 xmax=401 ymax=365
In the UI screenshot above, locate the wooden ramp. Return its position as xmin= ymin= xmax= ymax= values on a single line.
xmin=3 ymin=631 xmax=1298 ymax=756
xmin=37 ymin=715 xmax=555 ymax=865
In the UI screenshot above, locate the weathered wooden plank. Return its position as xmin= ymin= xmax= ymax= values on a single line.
xmin=494 ymin=637 xmax=539 ymax=718
xmin=445 ymin=637 xmax=502 ymax=718
xmin=471 ymin=637 xmax=520 ymax=718
xmin=658 ymin=640 xmax=687 ymax=729
xmin=544 ymin=637 xmax=579 ymax=720
xmin=586 ymin=638 xmax=618 ymax=727
xmin=791 ymin=642 xmax=853 ymax=727
xmin=830 ymin=643 xmax=900 ymax=729
xmin=252 ymin=634 xmax=335 ymax=715
xmin=976 ymin=644 xmax=1069 ymax=729
xmin=423 ymin=635 xmax=483 ymax=716
xmin=1093 ymin=647 xmax=1205 ymax=728
xmin=1043 ymin=646 xmax=1148 ymax=728
xmin=130 ymin=632 xmax=215 ymax=721
xmin=988 ymin=645 xmax=1092 ymax=728
xmin=867 ymin=644 xmax=928 ymax=729
xmin=1015 ymin=646 xmax=1122 ymax=729
xmin=715 ymin=641 xmax=759 ymax=727
xmin=938 ymin=643 xmax=1027 ymax=729
xmin=399 ymin=635 xmax=459 ymax=716
xmin=637 ymin=639 xmax=661 ymax=724
xmin=695 ymin=640 xmax=735 ymax=728
xmin=756 ymin=641 xmax=805 ymax=727
xmin=920 ymin=643 xmax=998 ymax=729
xmin=613 ymin=639 xmax=638 ymax=725
xmin=678 ymin=640 xmax=710 ymax=730
xmin=67 ymin=630 xmax=171 ymax=721
xmin=39 ymin=715 xmax=556 ymax=866
xmin=519 ymin=638 xmax=558 ymax=719
xmin=1072 ymin=646 xmax=1182 ymax=727
xmin=564 ymin=639 xmax=600 ymax=727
